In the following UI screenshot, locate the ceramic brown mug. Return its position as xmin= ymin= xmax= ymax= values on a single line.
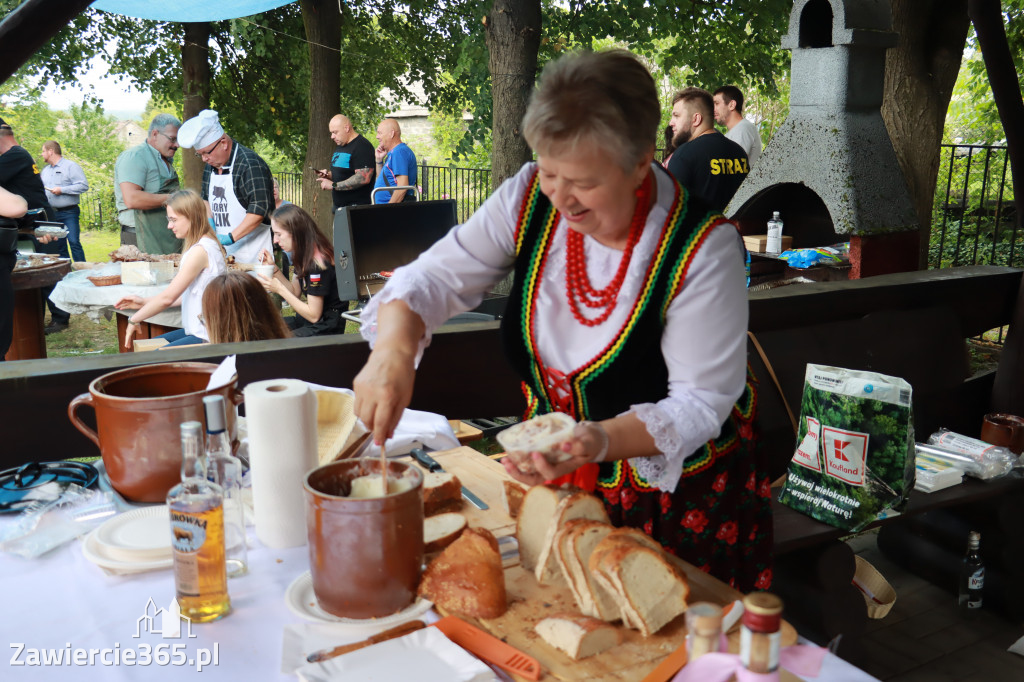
xmin=980 ymin=413 xmax=1024 ymax=455
xmin=304 ymin=458 xmax=424 ymax=619
xmin=68 ymin=362 xmax=242 ymax=502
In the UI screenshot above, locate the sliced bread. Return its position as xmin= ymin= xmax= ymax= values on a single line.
xmin=595 ymin=542 xmax=690 ymax=636
xmin=535 ymin=613 xmax=622 ymax=660
xmin=557 ymin=521 xmax=620 ymax=621
xmin=423 ymin=471 xmax=463 ymax=516
xmin=418 ymin=527 xmax=507 ymax=619
xmin=517 ymin=484 xmax=576 ymax=572
xmin=423 ymin=512 xmax=467 ymax=553
xmin=534 ymin=492 xmax=610 ymax=585
xmin=587 ymin=530 xmax=670 ymax=629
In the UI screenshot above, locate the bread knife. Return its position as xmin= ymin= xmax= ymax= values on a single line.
xmin=409 ymin=447 xmax=489 ymax=510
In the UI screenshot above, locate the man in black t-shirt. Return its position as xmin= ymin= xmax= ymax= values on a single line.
xmin=0 ymin=120 xmax=70 ymax=333
xmin=666 ymin=87 xmax=749 ymax=212
xmin=316 ymin=115 xmax=376 ymax=209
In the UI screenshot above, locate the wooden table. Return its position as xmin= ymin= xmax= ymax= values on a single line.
xmin=6 ymin=258 xmax=70 ymax=360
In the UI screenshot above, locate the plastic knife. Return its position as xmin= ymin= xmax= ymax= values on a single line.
xmin=409 ymin=447 xmax=489 ymax=510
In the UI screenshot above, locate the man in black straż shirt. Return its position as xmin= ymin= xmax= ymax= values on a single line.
xmin=666 ymin=87 xmax=749 ymax=213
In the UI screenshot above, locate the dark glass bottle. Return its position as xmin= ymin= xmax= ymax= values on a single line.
xmin=958 ymin=530 xmax=984 ymax=610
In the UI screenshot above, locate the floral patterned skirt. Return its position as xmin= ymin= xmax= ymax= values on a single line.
xmin=595 ymin=378 xmax=774 ymax=593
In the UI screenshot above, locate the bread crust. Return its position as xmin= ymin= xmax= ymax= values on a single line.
xmin=418 ymin=527 xmax=507 ymax=619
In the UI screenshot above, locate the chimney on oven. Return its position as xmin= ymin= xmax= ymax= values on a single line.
xmin=728 ymin=0 xmax=919 ymax=278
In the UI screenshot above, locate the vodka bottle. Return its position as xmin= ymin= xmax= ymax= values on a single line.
xmin=167 ymin=421 xmax=230 ymax=622
xmin=203 ymin=395 xmax=248 ymax=578
xmin=958 ymin=530 xmax=984 ymax=610
xmin=766 ymin=211 xmax=784 ymax=254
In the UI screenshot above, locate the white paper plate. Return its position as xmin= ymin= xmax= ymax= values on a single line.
xmin=81 ymin=527 xmax=174 ymax=573
xmin=295 ymin=626 xmax=495 ymax=682
xmin=285 ymin=571 xmax=433 ymax=626
xmin=93 ymin=505 xmax=172 ymax=562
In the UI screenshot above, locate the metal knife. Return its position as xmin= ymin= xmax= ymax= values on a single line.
xmin=409 ymin=447 xmax=489 ymax=510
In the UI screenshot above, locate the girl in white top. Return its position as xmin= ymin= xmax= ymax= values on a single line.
xmin=116 ymin=189 xmax=227 ymax=347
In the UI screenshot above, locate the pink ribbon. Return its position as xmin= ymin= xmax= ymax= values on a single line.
xmin=670 ymin=645 xmax=828 ymax=682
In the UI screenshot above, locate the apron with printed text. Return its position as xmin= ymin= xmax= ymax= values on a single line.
xmin=208 ymin=145 xmax=272 ymax=264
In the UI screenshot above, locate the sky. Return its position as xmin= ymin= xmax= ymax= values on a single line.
xmin=40 ymin=55 xmax=150 ymax=122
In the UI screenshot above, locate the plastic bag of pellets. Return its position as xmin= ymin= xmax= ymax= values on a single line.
xmin=777 ymin=364 xmax=915 ymax=531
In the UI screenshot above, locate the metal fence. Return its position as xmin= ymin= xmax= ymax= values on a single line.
xmin=417 ymin=161 xmax=491 ymax=223
xmin=930 ymin=143 xmax=1018 ymax=270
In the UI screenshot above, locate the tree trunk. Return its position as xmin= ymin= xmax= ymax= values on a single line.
xmin=968 ymin=0 xmax=1024 ymax=244
xmin=970 ymin=0 xmax=1024 ymax=418
xmin=485 ymin=0 xmax=541 ymax=191
xmin=881 ymin=0 xmax=970 ymax=268
xmin=182 ymin=22 xmax=210 ymax=192
xmin=301 ymin=0 xmax=341 ymax=239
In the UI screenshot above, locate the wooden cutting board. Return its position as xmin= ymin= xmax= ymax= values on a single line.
xmin=402 ymin=446 xmax=521 ymax=538
xmin=420 ymin=447 xmax=802 ymax=681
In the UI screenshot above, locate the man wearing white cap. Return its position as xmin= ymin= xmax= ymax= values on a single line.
xmin=178 ymin=109 xmax=274 ymax=264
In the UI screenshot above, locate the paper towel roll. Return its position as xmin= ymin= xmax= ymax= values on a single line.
xmin=245 ymin=379 xmax=318 ymax=548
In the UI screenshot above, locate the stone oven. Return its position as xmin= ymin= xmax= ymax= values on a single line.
xmin=729 ymin=0 xmax=919 ymax=279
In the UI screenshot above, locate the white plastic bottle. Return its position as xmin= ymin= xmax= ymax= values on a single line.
xmin=766 ymin=211 xmax=784 ymax=254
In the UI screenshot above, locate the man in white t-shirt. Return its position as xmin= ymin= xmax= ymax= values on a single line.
xmin=713 ymin=86 xmax=761 ymax=168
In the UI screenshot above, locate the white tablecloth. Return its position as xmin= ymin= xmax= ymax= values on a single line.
xmin=49 ymin=268 xmax=182 ymax=328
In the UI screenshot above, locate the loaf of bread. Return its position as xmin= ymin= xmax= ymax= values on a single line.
xmin=533 ymin=491 xmax=610 ymax=585
xmin=590 ymin=537 xmax=690 ymax=636
xmin=501 ymin=479 xmax=528 ymax=518
xmin=418 ymin=527 xmax=507 ymax=619
xmin=535 ymin=613 xmax=622 ymax=660
xmin=516 ymin=484 xmax=577 ymax=572
xmin=423 ymin=512 xmax=467 ymax=553
xmin=422 ymin=471 xmax=463 ymax=516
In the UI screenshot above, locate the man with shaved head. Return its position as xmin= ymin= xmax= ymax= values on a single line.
xmin=373 ymin=118 xmax=417 ymax=203
xmin=316 ymin=114 xmax=375 ymax=209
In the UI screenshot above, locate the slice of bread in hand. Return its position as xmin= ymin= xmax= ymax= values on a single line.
xmin=535 ymin=492 xmax=610 ymax=586
xmin=517 ymin=485 xmax=576 ymax=572
xmin=423 ymin=471 xmax=463 ymax=516
xmin=419 ymin=527 xmax=507 ymax=619
xmin=535 ymin=613 xmax=622 ymax=660
xmin=424 ymin=512 xmax=467 ymax=553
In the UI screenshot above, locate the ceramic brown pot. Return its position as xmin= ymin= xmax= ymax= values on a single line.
xmin=68 ymin=362 xmax=242 ymax=502
xmin=304 ymin=459 xmax=424 ymax=619
xmin=981 ymin=413 xmax=1024 ymax=455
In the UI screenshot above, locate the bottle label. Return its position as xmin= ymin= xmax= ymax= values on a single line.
xmin=740 ymin=626 xmax=780 ymax=672
xmin=170 ymin=510 xmax=209 ymax=554
xmin=969 ymin=568 xmax=984 ymax=590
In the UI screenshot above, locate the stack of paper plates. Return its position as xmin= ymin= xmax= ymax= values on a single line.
xmin=82 ymin=506 xmax=173 ymax=572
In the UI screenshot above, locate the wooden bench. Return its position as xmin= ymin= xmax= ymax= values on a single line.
xmin=746 ymin=265 xmax=1024 ymax=662
xmin=2 ymin=265 xmax=1021 ymax=663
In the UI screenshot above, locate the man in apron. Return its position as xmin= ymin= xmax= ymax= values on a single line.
xmin=178 ymin=110 xmax=273 ymax=264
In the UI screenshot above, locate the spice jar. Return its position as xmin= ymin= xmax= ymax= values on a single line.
xmin=686 ymin=602 xmax=724 ymax=660
xmin=740 ymin=592 xmax=783 ymax=674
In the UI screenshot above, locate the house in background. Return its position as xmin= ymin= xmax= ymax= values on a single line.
xmin=113 ymin=119 xmax=146 ymax=147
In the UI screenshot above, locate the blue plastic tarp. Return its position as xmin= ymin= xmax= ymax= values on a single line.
xmin=91 ymin=0 xmax=296 ymax=22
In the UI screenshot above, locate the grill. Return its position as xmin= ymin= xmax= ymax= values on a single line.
xmin=729 ymin=0 xmax=919 ymax=280
xmin=333 ymin=200 xmax=507 ymax=320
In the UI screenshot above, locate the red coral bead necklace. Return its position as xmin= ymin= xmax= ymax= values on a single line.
xmin=564 ymin=171 xmax=653 ymax=327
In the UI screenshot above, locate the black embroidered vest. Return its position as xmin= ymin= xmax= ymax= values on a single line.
xmin=500 ymin=166 xmax=731 ymax=425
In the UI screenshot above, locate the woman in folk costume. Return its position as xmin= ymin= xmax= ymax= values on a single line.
xmin=353 ymin=49 xmax=772 ymax=591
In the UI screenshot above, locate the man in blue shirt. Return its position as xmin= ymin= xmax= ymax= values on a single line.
xmin=40 ymin=140 xmax=89 ymax=263
xmin=373 ymin=118 xmax=417 ymax=203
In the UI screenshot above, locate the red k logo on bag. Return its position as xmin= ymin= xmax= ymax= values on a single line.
xmin=822 ymin=426 xmax=869 ymax=486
